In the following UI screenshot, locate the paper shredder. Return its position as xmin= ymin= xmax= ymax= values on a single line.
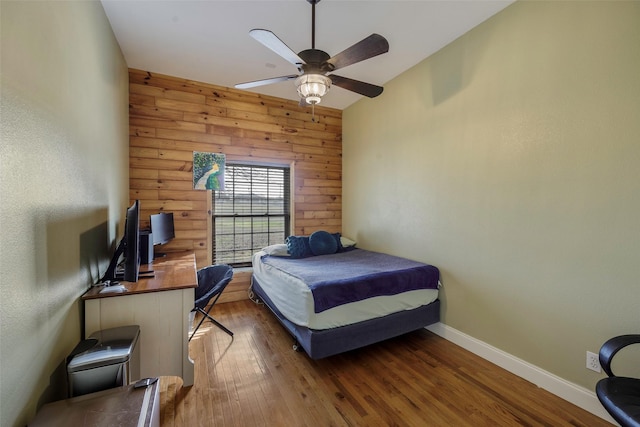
xmin=67 ymin=325 xmax=140 ymax=397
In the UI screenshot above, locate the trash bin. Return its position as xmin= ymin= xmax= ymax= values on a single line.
xmin=67 ymin=325 xmax=140 ymax=397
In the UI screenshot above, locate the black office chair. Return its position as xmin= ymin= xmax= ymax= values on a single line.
xmin=595 ymin=334 xmax=640 ymax=427
xmin=189 ymin=264 xmax=234 ymax=341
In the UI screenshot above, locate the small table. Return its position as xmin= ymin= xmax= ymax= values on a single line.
xmin=83 ymin=252 xmax=197 ymax=386
xmin=30 ymin=379 xmax=160 ymax=427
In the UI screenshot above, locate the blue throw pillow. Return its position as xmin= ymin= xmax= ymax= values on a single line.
xmin=331 ymin=232 xmax=344 ymax=252
xmin=309 ymin=230 xmax=338 ymax=256
xmin=286 ymin=235 xmax=313 ymax=259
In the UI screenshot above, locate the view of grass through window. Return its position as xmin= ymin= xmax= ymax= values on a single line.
xmin=213 ymin=164 xmax=290 ymax=267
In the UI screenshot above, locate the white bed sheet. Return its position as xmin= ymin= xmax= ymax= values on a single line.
xmin=251 ymin=251 xmax=439 ymax=330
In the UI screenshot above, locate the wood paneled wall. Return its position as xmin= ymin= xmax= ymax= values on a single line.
xmin=128 ymin=69 xmax=342 ymax=302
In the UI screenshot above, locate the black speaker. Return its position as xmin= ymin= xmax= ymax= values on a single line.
xmin=139 ymin=231 xmax=154 ymax=265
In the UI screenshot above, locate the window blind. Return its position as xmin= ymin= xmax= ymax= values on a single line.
xmin=213 ymin=164 xmax=290 ymax=267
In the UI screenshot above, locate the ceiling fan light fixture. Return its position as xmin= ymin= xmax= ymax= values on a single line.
xmin=295 ymin=74 xmax=331 ymax=104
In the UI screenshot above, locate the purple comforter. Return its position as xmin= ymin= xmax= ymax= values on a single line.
xmin=261 ymin=249 xmax=439 ymax=313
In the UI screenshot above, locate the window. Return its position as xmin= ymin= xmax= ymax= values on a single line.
xmin=213 ymin=164 xmax=291 ymax=267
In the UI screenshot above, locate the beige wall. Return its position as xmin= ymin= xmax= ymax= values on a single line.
xmin=0 ymin=2 xmax=129 ymax=426
xmin=343 ymin=0 xmax=640 ymax=391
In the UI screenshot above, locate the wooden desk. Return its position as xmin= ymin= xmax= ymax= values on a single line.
xmin=83 ymin=252 xmax=197 ymax=386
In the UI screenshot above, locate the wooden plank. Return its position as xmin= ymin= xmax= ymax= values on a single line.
xmin=129 ymin=83 xmax=207 ymax=104
xmin=205 ymin=96 xmax=269 ymax=115
xmin=287 ymin=135 xmax=342 ymax=149
xmin=296 ymin=217 xmax=342 ymax=227
xmin=165 ymin=210 xmax=209 ymax=221
xmin=130 ymin=168 xmax=159 ymax=179
xmin=155 ymin=98 xmax=225 ymax=116
xmin=292 ymin=143 xmax=327 ymax=155
xmin=302 ymin=153 xmax=342 ymax=165
xmin=158 ymin=149 xmax=197 ymax=162
xmin=295 ymin=186 xmax=342 ymax=196
xmin=183 ymin=113 xmax=284 ymax=134
xmin=130 ymin=125 xmax=156 ymax=138
xmin=155 ymin=128 xmax=232 ymax=145
xmin=138 ymin=200 xmax=207 ymax=211
xmin=228 ymin=136 xmax=293 ymax=153
xmin=130 ymin=189 xmax=159 ymax=201
xmin=152 ymin=138 xmax=231 ymax=154
xmin=157 ymin=170 xmax=194 ymax=181
xmin=130 ymin=117 xmax=206 ymax=134
xmin=298 ymin=194 xmax=341 ymax=204
xmin=129 ymin=93 xmax=155 ymax=107
xmin=130 ymin=136 xmax=164 ymax=148
xmin=267 ymin=105 xmax=342 ymax=123
xmin=130 ymin=179 xmax=194 ymax=191
xmin=293 ymin=160 xmax=342 ymax=172
xmin=296 ymin=202 xmax=341 ymax=211
xmin=173 ymin=220 xmax=207 ymax=231
xmin=129 ymin=158 xmax=192 ymax=171
xmin=130 ymin=146 xmax=159 ymax=159
xmin=129 ymin=105 xmax=185 ymax=121
xmin=175 ymin=229 xmax=207 ymax=240
xmin=303 ymin=211 xmax=342 ymax=219
xmin=303 ymin=178 xmax=342 ymax=188
xmin=158 ymin=190 xmax=207 ymax=201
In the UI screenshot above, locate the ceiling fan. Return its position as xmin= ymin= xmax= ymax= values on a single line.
xmin=235 ymin=0 xmax=389 ymax=110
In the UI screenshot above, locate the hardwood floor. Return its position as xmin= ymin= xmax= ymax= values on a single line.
xmin=159 ymin=299 xmax=611 ymax=426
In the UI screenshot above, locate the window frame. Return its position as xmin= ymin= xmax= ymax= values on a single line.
xmin=211 ymin=162 xmax=291 ymax=268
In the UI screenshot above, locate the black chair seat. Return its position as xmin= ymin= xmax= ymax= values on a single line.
xmin=190 ymin=264 xmax=234 ymax=341
xmin=596 ymin=334 xmax=640 ymax=427
xmin=596 ymin=377 xmax=640 ymax=427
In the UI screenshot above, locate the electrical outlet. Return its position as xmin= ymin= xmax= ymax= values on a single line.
xmin=586 ymin=351 xmax=601 ymax=373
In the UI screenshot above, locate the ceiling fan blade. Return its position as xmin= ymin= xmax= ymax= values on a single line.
xmin=329 ymin=74 xmax=384 ymax=98
xmin=325 ymin=34 xmax=389 ymax=71
xmin=235 ymin=75 xmax=298 ymax=90
xmin=249 ymin=29 xmax=305 ymax=66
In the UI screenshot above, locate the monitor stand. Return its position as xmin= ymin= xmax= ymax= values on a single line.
xmin=138 ymin=269 xmax=155 ymax=279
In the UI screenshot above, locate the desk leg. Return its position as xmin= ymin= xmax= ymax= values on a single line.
xmin=181 ymin=287 xmax=195 ymax=387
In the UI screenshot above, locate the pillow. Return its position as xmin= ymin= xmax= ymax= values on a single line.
xmin=262 ymin=244 xmax=290 ymax=257
xmin=286 ymin=235 xmax=313 ymax=259
xmin=340 ymin=236 xmax=357 ymax=248
xmin=331 ymin=232 xmax=344 ymax=252
xmin=309 ymin=230 xmax=338 ymax=256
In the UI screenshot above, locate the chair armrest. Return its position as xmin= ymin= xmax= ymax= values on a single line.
xmin=599 ymin=334 xmax=640 ymax=377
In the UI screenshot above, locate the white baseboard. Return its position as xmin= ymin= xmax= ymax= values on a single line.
xmin=425 ymin=322 xmax=616 ymax=424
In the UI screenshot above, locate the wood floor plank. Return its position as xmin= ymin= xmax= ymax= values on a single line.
xmin=159 ymin=300 xmax=612 ymax=427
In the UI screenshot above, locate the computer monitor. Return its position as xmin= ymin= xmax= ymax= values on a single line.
xmin=101 ymin=200 xmax=140 ymax=283
xmin=150 ymin=212 xmax=175 ymax=246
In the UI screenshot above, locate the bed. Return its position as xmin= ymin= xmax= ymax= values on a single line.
xmin=250 ymin=238 xmax=440 ymax=359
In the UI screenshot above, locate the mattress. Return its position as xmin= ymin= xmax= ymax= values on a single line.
xmin=251 ymin=249 xmax=439 ymax=330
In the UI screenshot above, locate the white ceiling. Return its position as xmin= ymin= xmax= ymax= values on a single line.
xmin=101 ymin=0 xmax=513 ymax=110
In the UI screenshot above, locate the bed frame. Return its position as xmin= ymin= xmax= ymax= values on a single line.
xmin=251 ymin=276 xmax=440 ymax=359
